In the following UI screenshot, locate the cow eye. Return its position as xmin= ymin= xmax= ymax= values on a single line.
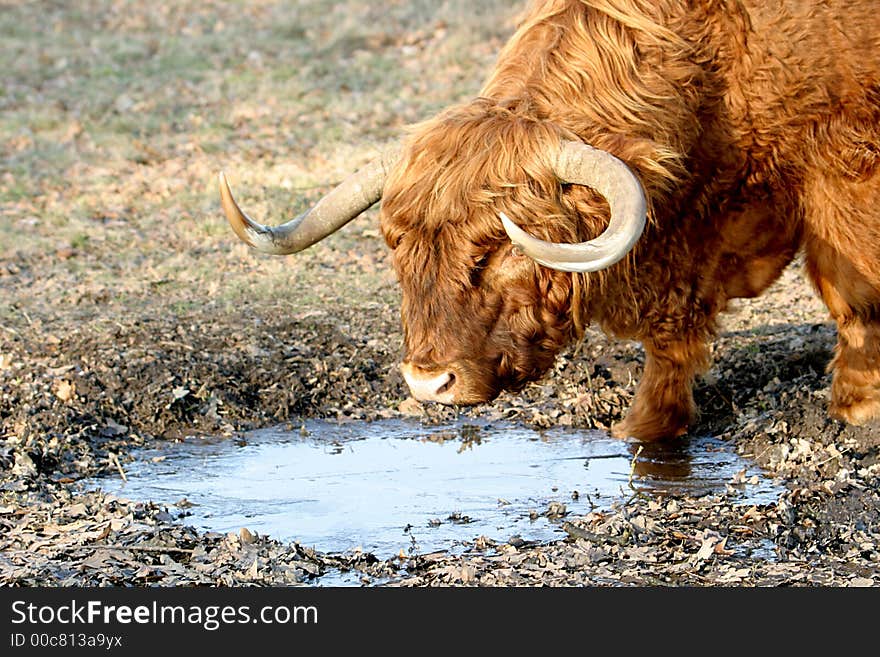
xmin=469 ymin=253 xmax=490 ymax=285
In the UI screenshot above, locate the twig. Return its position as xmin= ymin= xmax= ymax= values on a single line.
xmin=623 ymin=488 xmax=651 ymax=506
xmin=562 ymin=521 xmax=630 ymax=546
xmin=158 ymin=340 xmax=195 ymax=352
xmin=79 ymin=544 xmax=195 ymax=554
xmin=583 ymin=366 xmax=598 ymax=419
xmin=620 ymin=445 xmax=650 ymax=504
xmin=108 ymin=452 xmax=127 ymax=482
xmin=583 ymin=491 xmax=597 ymax=512
xmin=628 ymin=444 xmax=644 ymax=489
xmin=815 ymin=447 xmax=849 ymax=467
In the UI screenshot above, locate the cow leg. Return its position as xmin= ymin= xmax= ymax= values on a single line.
xmin=805 ymin=238 xmax=880 ymax=425
xmin=611 ymin=335 xmax=710 ymax=441
xmin=804 ymin=169 xmax=880 ymax=425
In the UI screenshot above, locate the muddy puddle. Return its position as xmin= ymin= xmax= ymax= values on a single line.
xmin=90 ymin=419 xmax=784 ymax=562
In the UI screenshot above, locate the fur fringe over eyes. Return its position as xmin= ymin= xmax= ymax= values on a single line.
xmin=379 ymin=0 xmax=704 ymax=367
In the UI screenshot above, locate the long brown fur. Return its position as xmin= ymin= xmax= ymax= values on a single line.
xmin=379 ymin=0 xmax=880 ymax=440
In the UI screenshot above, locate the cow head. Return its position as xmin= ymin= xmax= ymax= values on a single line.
xmin=219 ymin=102 xmax=646 ymax=406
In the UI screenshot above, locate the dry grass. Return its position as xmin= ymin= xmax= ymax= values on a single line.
xmin=0 ymin=0 xmax=521 ymax=329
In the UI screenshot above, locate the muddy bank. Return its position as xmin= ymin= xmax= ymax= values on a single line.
xmin=2 ymin=265 xmax=879 ymax=586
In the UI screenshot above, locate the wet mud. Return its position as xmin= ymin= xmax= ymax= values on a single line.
xmin=2 ymin=266 xmax=879 ymax=586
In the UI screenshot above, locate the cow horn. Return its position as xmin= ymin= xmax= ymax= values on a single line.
xmin=219 ymin=145 xmax=400 ymax=255
xmin=499 ymin=140 xmax=647 ymax=273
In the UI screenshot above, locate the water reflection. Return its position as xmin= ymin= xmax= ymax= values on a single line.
xmin=88 ymin=419 xmax=781 ymax=559
xmin=630 ymin=440 xmax=692 ymax=481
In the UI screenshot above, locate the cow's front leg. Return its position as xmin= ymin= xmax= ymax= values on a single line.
xmin=611 ymin=335 xmax=710 ymax=441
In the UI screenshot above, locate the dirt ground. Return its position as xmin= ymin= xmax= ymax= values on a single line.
xmin=2 ymin=1 xmax=878 ymax=587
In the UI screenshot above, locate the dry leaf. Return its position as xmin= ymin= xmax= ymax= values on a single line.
xmin=695 ymin=535 xmax=720 ymax=560
xmin=54 ymin=379 xmax=76 ymax=402
xmin=398 ymin=397 xmax=424 ymax=416
xmin=67 ymin=503 xmax=89 ymax=517
xmin=849 ymin=577 xmax=874 ymax=587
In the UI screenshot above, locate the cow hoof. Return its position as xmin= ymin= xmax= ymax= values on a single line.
xmin=829 ymin=397 xmax=880 ymax=426
xmin=611 ymin=417 xmax=688 ymax=442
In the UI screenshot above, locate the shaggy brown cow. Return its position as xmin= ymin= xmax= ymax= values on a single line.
xmin=219 ymin=0 xmax=880 ymax=441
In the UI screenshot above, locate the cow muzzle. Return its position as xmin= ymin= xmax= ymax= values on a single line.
xmin=401 ymin=363 xmax=459 ymax=405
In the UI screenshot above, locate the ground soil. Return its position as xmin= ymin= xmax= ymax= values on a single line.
xmin=2 ymin=0 xmax=878 ymax=587
xmin=2 ymin=261 xmax=879 ymax=586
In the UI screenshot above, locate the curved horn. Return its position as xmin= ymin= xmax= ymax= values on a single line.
xmin=219 ymin=145 xmax=400 ymax=255
xmin=499 ymin=140 xmax=647 ymax=273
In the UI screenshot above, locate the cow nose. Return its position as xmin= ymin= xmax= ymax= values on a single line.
xmin=401 ymin=363 xmax=458 ymax=404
